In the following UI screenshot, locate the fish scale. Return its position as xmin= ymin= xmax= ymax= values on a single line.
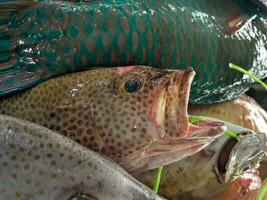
xmin=0 ymin=0 xmax=266 ymax=104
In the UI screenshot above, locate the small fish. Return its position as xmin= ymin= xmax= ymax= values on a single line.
xmin=189 ymin=95 xmax=267 ymax=133
xmin=135 ymin=118 xmax=266 ymax=200
xmin=0 ymin=114 xmax=165 ymax=200
xmin=0 ymin=0 xmax=266 ymax=104
xmin=0 ymin=66 xmax=226 ymax=173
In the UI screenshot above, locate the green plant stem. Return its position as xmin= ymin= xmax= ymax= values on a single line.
xmin=152 ymin=166 xmax=163 ymax=193
xmin=257 ymin=181 xmax=267 ymax=200
xmin=225 ymin=130 xmax=240 ymax=140
xmin=229 ymin=63 xmax=267 ymax=90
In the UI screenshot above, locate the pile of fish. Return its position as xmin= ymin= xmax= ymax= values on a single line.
xmin=0 ymin=0 xmax=266 ymax=200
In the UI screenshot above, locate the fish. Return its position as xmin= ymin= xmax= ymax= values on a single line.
xmin=189 ymin=95 xmax=267 ymax=183
xmin=0 ymin=66 xmax=226 ymax=173
xmin=0 ymin=114 xmax=165 ymax=200
xmin=135 ymin=118 xmax=266 ymax=200
xmin=0 ymin=0 xmax=266 ymax=104
xmin=189 ymin=94 xmax=267 ymax=133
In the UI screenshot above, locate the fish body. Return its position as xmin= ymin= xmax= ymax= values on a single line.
xmin=0 ymin=0 xmax=266 ymax=103
xmin=135 ymin=118 xmax=266 ymax=200
xmin=0 ymin=66 xmax=225 ymax=173
xmin=189 ymin=94 xmax=267 ymax=133
xmin=0 ymin=114 xmax=165 ymax=200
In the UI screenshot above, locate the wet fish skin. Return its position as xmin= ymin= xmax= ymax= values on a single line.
xmin=189 ymin=94 xmax=267 ymax=133
xmin=0 ymin=0 xmax=266 ymax=104
xmin=0 ymin=114 xmax=165 ymax=200
xmin=135 ymin=119 xmax=266 ymax=200
xmin=0 ymin=66 xmax=226 ymax=173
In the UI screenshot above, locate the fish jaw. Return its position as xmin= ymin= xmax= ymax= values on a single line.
xmin=120 ymin=120 xmax=226 ymax=174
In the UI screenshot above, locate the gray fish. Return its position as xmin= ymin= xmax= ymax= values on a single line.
xmin=0 ymin=114 xmax=165 ymax=200
xmin=135 ymin=117 xmax=266 ymax=200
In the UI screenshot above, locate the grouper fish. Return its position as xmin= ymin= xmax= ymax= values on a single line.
xmin=0 ymin=0 xmax=266 ymax=104
xmin=135 ymin=118 xmax=266 ymax=200
xmin=0 ymin=114 xmax=166 ymax=200
xmin=0 ymin=66 xmax=226 ymax=173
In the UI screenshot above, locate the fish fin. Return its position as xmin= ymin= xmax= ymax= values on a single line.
xmin=0 ymin=1 xmax=50 ymax=96
xmin=120 ymin=121 xmax=226 ymax=173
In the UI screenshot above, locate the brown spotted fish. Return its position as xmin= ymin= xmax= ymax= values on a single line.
xmin=0 ymin=114 xmax=165 ymax=200
xmin=135 ymin=118 xmax=266 ymax=200
xmin=0 ymin=66 xmax=226 ymax=173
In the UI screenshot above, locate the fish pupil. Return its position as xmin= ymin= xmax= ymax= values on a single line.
xmin=124 ymin=79 xmax=140 ymax=93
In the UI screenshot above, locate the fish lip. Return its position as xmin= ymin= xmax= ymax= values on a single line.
xmin=215 ymin=131 xmax=266 ymax=184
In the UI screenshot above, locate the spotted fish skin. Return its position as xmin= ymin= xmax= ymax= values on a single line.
xmin=0 ymin=114 xmax=165 ymax=200
xmin=0 ymin=0 xmax=266 ymax=104
xmin=0 ymin=66 xmax=226 ymax=173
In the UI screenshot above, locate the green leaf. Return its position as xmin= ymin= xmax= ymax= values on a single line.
xmin=152 ymin=166 xmax=163 ymax=193
xmin=229 ymin=63 xmax=267 ymax=90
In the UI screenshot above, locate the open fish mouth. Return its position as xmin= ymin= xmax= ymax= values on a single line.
xmin=119 ymin=69 xmax=226 ymax=173
xmin=215 ymin=131 xmax=266 ymax=183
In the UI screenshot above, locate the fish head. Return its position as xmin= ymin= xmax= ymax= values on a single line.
xmin=85 ymin=66 xmax=194 ymax=152
xmin=215 ymin=131 xmax=266 ymax=183
xmin=75 ymin=66 xmax=225 ymax=172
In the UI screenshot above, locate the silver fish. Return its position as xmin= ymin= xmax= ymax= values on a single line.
xmin=135 ymin=117 xmax=266 ymax=200
xmin=0 ymin=114 xmax=165 ymax=200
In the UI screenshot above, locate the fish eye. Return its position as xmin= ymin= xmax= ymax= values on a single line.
xmin=118 ymin=77 xmax=143 ymax=95
xmin=240 ymin=163 xmax=251 ymax=173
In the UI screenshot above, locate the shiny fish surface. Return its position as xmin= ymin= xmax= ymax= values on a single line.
xmin=0 ymin=0 xmax=266 ymax=104
xmin=0 ymin=66 xmax=226 ymax=173
xmin=0 ymin=114 xmax=165 ymax=200
xmin=189 ymin=95 xmax=267 ymax=133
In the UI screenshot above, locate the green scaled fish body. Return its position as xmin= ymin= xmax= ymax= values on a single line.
xmin=0 ymin=0 xmax=266 ymax=103
xmin=0 ymin=114 xmax=165 ymax=200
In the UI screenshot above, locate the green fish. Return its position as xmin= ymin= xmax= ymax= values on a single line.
xmin=0 ymin=114 xmax=165 ymax=200
xmin=0 ymin=0 xmax=266 ymax=103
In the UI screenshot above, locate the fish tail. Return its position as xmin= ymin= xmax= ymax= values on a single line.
xmin=0 ymin=1 xmax=42 ymax=96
